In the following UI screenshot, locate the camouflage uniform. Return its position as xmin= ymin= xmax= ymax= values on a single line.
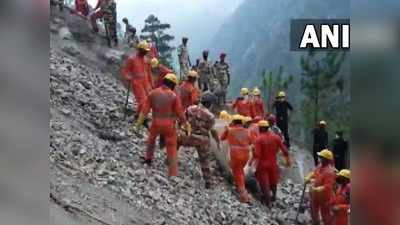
xmin=124 ymin=23 xmax=138 ymax=48
xmin=214 ymin=61 xmax=230 ymax=104
xmin=178 ymin=104 xmax=216 ymax=186
xmin=177 ymin=44 xmax=190 ymax=80
xmin=103 ymin=0 xmax=118 ymax=46
xmin=198 ymin=60 xmax=216 ymax=92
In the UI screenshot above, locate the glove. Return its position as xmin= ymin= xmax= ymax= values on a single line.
xmin=304 ymin=172 xmax=314 ymax=183
xmin=284 ymin=157 xmax=292 ymax=168
xmin=185 ymin=122 xmax=192 ymax=136
xmin=134 ymin=113 xmax=145 ymax=130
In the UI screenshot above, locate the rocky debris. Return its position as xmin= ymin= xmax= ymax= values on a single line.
xmin=59 ymin=27 xmax=73 ymax=40
xmin=50 ymin=8 xmax=312 ymax=225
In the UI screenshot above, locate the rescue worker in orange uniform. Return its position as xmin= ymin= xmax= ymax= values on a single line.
xmin=150 ymin=58 xmax=173 ymax=88
xmin=121 ymin=41 xmax=152 ymax=114
xmin=232 ymin=88 xmax=253 ymax=117
xmin=252 ymin=120 xmax=291 ymax=206
xmin=267 ymin=114 xmax=284 ymax=141
xmin=147 ymin=38 xmax=159 ymax=58
xmin=135 ymin=73 xmax=191 ymax=177
xmin=331 ymin=169 xmax=350 ymax=225
xmin=220 ymin=115 xmax=254 ymax=203
xmin=177 ymin=70 xmax=200 ymax=110
xmin=305 ymin=149 xmax=336 ymax=225
xmin=251 ymin=87 xmax=265 ymax=118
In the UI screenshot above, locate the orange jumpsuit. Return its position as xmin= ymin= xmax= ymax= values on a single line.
xmin=177 ymin=81 xmax=200 ymax=110
xmin=220 ymin=125 xmax=253 ymax=194
xmin=310 ymin=164 xmax=336 ymax=225
xmin=331 ymin=184 xmax=350 ymax=225
xmin=141 ymin=86 xmax=186 ymax=177
xmin=122 ymin=53 xmax=152 ymax=113
xmin=153 ymin=64 xmax=173 ymax=88
xmin=232 ymin=98 xmax=253 ymax=117
xmin=149 ymin=43 xmax=158 ymax=58
xmin=251 ymin=97 xmax=265 ymax=118
xmin=254 ymin=132 xmax=289 ymax=192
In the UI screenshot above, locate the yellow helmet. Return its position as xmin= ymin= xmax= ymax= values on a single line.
xmin=317 ymin=149 xmax=334 ymax=160
xmin=150 ymin=58 xmax=159 ymax=68
xmin=319 ymin=120 xmax=327 ymax=126
xmin=242 ymin=116 xmax=252 ymax=123
xmin=277 ymin=91 xmax=286 ymax=97
xmin=337 ymin=169 xmax=351 ymax=179
xmin=164 ymin=73 xmax=179 ymax=85
xmin=232 ymin=114 xmax=243 ymax=122
xmin=258 ymin=120 xmax=270 ymax=127
xmin=137 ymin=41 xmax=150 ymax=51
xmin=241 ymin=88 xmax=249 ymax=95
xmin=253 ymin=87 xmax=261 ymax=96
xmin=219 ymin=110 xmax=231 ymax=122
xmin=188 ymin=70 xmax=199 ymax=78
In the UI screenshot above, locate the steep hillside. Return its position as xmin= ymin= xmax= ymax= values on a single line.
xmin=210 ymin=0 xmax=350 ymax=96
xmin=50 ymin=6 xmax=313 ymax=225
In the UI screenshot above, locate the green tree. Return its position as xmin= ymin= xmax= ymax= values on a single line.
xmin=140 ymin=15 xmax=175 ymax=67
xmin=300 ymin=50 xmax=347 ymax=133
xmin=260 ymin=65 xmax=294 ymax=110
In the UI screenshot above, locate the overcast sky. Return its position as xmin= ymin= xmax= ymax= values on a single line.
xmin=87 ymin=0 xmax=243 ymax=64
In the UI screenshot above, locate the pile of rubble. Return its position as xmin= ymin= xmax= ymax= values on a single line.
xmin=50 ymin=10 xmax=312 ymax=225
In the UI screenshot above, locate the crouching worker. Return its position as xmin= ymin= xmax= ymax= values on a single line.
xmin=178 ymin=92 xmax=220 ymax=189
xmin=135 ymin=73 xmax=190 ymax=177
xmin=331 ymin=169 xmax=350 ymax=225
xmin=220 ymin=115 xmax=253 ymax=203
xmin=252 ymin=120 xmax=291 ymax=207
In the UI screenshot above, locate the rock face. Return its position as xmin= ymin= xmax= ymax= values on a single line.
xmin=50 ymin=6 xmax=312 ymax=225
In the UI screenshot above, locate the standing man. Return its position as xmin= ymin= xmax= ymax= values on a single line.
xmin=150 ymin=58 xmax=173 ymax=88
xmin=251 ymin=87 xmax=265 ymax=118
xmin=332 ymin=131 xmax=349 ymax=170
xmin=177 ymin=70 xmax=200 ymax=110
xmin=312 ymin=120 xmax=329 ymax=166
xmin=220 ymin=115 xmax=254 ymax=203
xmin=135 ymin=74 xmax=190 ymax=177
xmin=177 ymin=37 xmax=191 ymax=80
xmin=272 ymin=91 xmax=293 ymax=148
xmin=121 ymin=41 xmax=152 ymax=116
xmin=198 ymin=50 xmax=216 ymax=91
xmin=253 ymin=120 xmax=291 ymax=206
xmin=305 ymin=149 xmax=336 ymax=225
xmin=214 ymin=53 xmax=231 ymax=105
xmin=122 ymin=18 xmax=138 ymax=48
xmin=232 ymin=88 xmax=253 ymax=117
xmin=178 ymin=92 xmax=220 ymax=188
xmin=90 ymin=0 xmax=118 ymax=46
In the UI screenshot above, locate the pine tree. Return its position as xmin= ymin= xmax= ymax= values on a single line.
xmin=140 ymin=15 xmax=175 ymax=67
xmin=300 ymin=50 xmax=346 ymax=132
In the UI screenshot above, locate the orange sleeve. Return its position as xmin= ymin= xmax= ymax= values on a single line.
xmin=141 ymin=92 xmax=151 ymax=116
xmin=261 ymin=101 xmax=265 ymax=116
xmin=191 ymin=88 xmax=199 ymax=105
xmin=254 ymin=137 xmax=262 ymax=160
xmin=220 ymin=128 xmax=229 ymax=141
xmin=323 ymin=171 xmax=337 ymax=195
xmin=232 ymin=99 xmax=238 ymax=110
xmin=121 ymin=58 xmax=133 ymax=81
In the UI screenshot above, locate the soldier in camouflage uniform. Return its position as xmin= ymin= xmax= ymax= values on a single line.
xmin=122 ymin=18 xmax=138 ymax=48
xmin=90 ymin=0 xmax=118 ymax=46
xmin=198 ymin=50 xmax=216 ymax=92
xmin=214 ymin=53 xmax=231 ymax=105
xmin=178 ymin=92 xmax=220 ymax=189
xmin=177 ymin=37 xmax=191 ymax=81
